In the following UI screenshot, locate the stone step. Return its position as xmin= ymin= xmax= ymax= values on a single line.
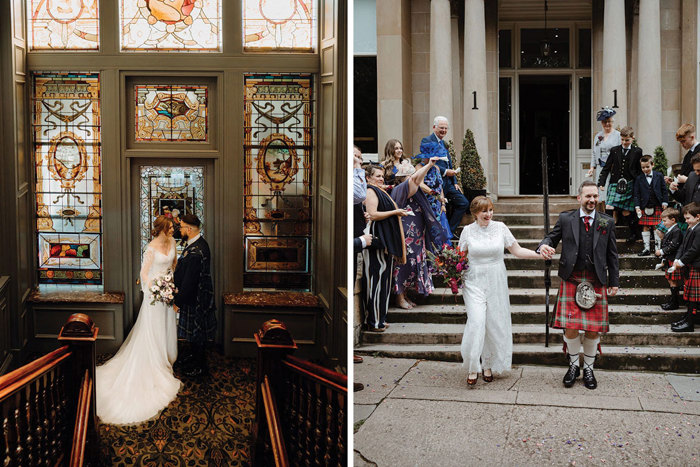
xmin=505 ymin=225 xmax=628 ymax=239
xmin=386 ymin=304 xmax=685 ymax=325
xmin=492 ymin=212 xmax=576 ymax=225
xmin=488 ymin=202 xmax=581 ymax=213
xmin=361 ymin=323 xmax=700 ymax=347
xmin=431 ymin=269 xmax=667 ymax=289
xmin=503 ymin=253 xmax=662 ymax=270
xmin=422 ymin=287 xmax=669 ymax=305
xmin=355 ymin=343 xmax=700 ymax=373
xmin=515 ymin=238 xmax=652 ymax=255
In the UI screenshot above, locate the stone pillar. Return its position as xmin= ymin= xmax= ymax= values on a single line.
xmin=451 ymin=14 xmax=463 ymax=146
xmin=602 ymin=0 xmax=627 ymax=126
xmin=429 ymin=0 xmax=454 ymax=140
xmin=463 ymin=0 xmax=489 ymax=183
xmin=637 ymin=0 xmax=662 ymax=151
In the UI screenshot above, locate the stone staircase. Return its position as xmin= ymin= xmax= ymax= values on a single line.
xmin=356 ymin=195 xmax=700 ymax=373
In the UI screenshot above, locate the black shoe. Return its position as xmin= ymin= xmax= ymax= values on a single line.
xmin=582 ymin=368 xmax=597 ymax=389
xmin=661 ymin=300 xmax=680 ymax=310
xmin=672 ymin=308 xmax=692 ymax=327
xmin=637 ymin=249 xmax=651 ymax=256
xmin=671 ymin=316 xmax=695 ymax=332
xmin=184 ymin=365 xmax=205 ymax=378
xmin=562 ymin=364 xmax=580 ymax=387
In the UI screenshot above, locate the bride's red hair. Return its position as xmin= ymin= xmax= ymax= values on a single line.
xmin=151 ymin=215 xmax=173 ymax=238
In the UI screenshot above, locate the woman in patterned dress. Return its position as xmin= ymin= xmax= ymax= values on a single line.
xmin=416 ymin=140 xmax=453 ymax=242
xmin=587 ymin=107 xmax=621 ymax=207
xmin=390 ymin=158 xmax=447 ymax=309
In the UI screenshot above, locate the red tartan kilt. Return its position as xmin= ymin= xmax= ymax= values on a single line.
xmin=683 ymin=266 xmax=700 ymax=302
xmin=665 ymin=259 xmax=684 ymax=282
xmin=553 ymin=270 xmax=609 ymax=333
xmin=639 ymin=206 xmax=664 ymax=226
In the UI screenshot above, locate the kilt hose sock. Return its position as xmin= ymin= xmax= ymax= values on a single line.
xmin=563 ymin=334 xmax=581 ymax=367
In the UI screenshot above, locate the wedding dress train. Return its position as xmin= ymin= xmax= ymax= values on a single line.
xmin=95 ymin=242 xmax=181 ymax=425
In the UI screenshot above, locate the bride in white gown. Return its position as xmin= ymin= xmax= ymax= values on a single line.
xmin=458 ymin=197 xmax=543 ymax=385
xmin=96 ymin=215 xmax=181 ymax=425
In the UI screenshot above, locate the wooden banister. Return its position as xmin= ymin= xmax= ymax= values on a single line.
xmin=283 ymin=356 xmax=347 ymax=391
xmin=69 ymin=370 xmax=92 ymax=467
xmin=0 ymin=346 xmax=71 ymax=400
xmin=261 ymin=375 xmax=289 ymax=467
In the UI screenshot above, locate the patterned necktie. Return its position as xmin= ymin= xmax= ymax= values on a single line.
xmin=584 ymin=216 xmax=591 ymax=232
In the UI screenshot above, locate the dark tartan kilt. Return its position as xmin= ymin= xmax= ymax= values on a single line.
xmin=683 ymin=266 xmax=700 ymax=302
xmin=606 ymin=182 xmax=636 ymax=211
xmin=639 ymin=206 xmax=664 ymax=226
xmin=553 ymin=270 xmax=609 ymax=333
xmin=177 ymin=304 xmax=217 ymax=343
xmin=665 ymin=259 xmax=684 ymax=282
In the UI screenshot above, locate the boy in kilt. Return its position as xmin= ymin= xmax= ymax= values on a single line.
xmin=669 ymin=202 xmax=700 ymax=332
xmin=655 ymin=208 xmax=684 ymax=310
xmin=173 ymin=214 xmax=217 ymax=377
xmin=633 ymin=155 xmax=669 ymax=256
xmin=538 ymin=181 xmax=620 ymax=390
xmin=598 ymin=126 xmax=643 ymax=243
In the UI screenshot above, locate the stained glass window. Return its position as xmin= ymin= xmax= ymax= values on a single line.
xmin=139 ymin=166 xmax=205 ymax=256
xmin=243 ymin=74 xmax=314 ymax=290
xmin=120 ymin=0 xmax=222 ymax=52
xmin=243 ymin=0 xmax=316 ymax=52
xmin=33 ymin=72 xmax=102 ymax=285
xmin=28 ymin=0 xmax=99 ymax=50
xmin=135 ymin=85 xmax=208 ymax=141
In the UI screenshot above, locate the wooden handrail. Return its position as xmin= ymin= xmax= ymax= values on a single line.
xmin=0 ymin=345 xmax=71 ymax=400
xmin=69 ymin=369 xmax=92 ymax=467
xmin=282 ymin=356 xmax=347 ymax=392
xmin=261 ymin=375 xmax=289 ymax=467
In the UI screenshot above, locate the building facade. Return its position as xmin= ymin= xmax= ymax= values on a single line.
xmin=354 ymin=0 xmax=700 ymax=196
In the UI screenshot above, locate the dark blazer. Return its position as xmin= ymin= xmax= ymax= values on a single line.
xmin=661 ymin=225 xmax=683 ymax=259
xmin=174 ymin=236 xmax=213 ymax=308
xmin=598 ymin=145 xmax=643 ymax=186
xmin=633 ymin=171 xmax=668 ymax=208
xmin=679 ymin=143 xmax=700 ymax=178
xmin=672 ymin=171 xmax=700 ymax=206
xmin=538 ymin=209 xmax=619 ymax=287
xmin=675 ymin=225 xmax=700 ymax=268
xmin=422 ymin=133 xmax=456 ymax=188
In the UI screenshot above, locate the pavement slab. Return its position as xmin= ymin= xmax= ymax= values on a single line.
xmin=396 ymin=359 xmax=523 ymax=391
xmin=353 ymin=404 xmax=377 ymax=426
xmin=667 ymin=374 xmax=700 ymax=401
xmin=353 ymin=356 xmax=417 ymax=405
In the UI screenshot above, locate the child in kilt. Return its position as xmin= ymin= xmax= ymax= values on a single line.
xmin=655 ymin=207 xmax=684 ymax=310
xmin=634 ymin=155 xmax=669 ymax=256
xmin=670 ymin=202 xmax=700 ymax=332
xmin=598 ymin=126 xmax=643 ymax=243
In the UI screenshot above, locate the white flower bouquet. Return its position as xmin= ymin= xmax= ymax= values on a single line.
xmin=149 ymin=272 xmax=177 ymax=306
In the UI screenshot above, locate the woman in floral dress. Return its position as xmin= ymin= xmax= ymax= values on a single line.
xmin=416 ymin=140 xmax=453 ymax=242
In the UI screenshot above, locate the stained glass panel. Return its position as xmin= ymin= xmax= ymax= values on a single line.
xmin=28 ymin=0 xmax=99 ymax=50
xmin=120 ymin=0 xmax=222 ymax=52
xmin=135 ymin=85 xmax=208 ymax=141
xmin=243 ymin=0 xmax=316 ymax=52
xmin=243 ymin=73 xmax=314 ymax=290
xmin=33 ymin=72 xmax=102 ymax=285
xmin=139 ymin=166 xmax=205 ymax=256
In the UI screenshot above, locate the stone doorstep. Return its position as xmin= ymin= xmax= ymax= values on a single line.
xmin=431 ymin=270 xmax=668 ymax=289
xmin=355 ymin=343 xmax=700 ymax=373
xmin=422 ymin=287 xmax=670 ymax=305
xmin=361 ymin=323 xmax=700 ymax=346
xmin=503 ymin=253 xmax=661 ymax=269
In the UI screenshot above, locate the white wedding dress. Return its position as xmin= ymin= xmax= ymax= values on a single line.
xmin=458 ymin=221 xmax=516 ymax=375
xmin=95 ymin=240 xmax=181 ymax=425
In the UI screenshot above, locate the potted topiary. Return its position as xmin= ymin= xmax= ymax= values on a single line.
xmin=652 ymin=145 xmax=669 ymax=179
xmin=458 ymin=129 xmax=487 ymax=200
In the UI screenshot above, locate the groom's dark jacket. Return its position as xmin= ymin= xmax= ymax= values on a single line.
xmin=538 ymin=210 xmax=619 ymax=287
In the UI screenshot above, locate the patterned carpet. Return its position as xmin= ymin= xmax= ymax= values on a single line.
xmin=95 ymin=351 xmax=255 ymax=466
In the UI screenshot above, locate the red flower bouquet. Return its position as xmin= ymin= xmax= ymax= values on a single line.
xmin=427 ymin=245 xmax=469 ymax=294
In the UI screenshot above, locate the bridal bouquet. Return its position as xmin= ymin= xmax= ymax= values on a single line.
xmin=426 ymin=245 xmax=468 ymax=294
xmin=149 ymin=272 xmax=177 ymax=306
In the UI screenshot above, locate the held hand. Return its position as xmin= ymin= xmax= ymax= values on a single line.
xmin=364 ymin=212 xmax=371 ymax=223
xmin=678 ymin=175 xmax=688 ymax=184
xmin=586 ymin=168 xmax=594 ymax=177
xmin=664 ymin=176 xmax=674 ymax=184
xmin=361 ymin=233 xmax=372 ymax=246
xmin=428 ymin=156 xmax=441 ymax=165
xmin=395 ymin=209 xmax=410 ymax=217
xmin=607 ymin=287 xmax=619 ymax=297
xmin=539 ymin=245 xmax=555 ymax=260
xmin=669 ymin=181 xmax=679 ymax=191
xmin=445 ymin=169 xmax=457 ymax=177
xmin=173 ymin=305 xmax=179 ymax=312
xmin=654 ymin=249 xmax=662 ymax=257
xmin=635 ymin=207 xmax=643 ymax=218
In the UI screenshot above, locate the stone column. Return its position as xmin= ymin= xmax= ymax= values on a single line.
xmin=637 ymin=0 xmax=662 ymax=151
xmin=430 ymin=0 xmax=453 ymax=140
xmin=451 ymin=14 xmax=463 ymax=145
xmin=602 ymin=0 xmax=627 ymax=126
xmin=463 ymin=0 xmax=489 ymax=182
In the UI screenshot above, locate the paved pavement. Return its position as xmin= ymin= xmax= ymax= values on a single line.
xmin=353 ymin=357 xmax=700 ymax=466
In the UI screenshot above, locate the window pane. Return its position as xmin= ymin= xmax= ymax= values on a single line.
xmin=243 ymin=74 xmax=314 ymax=290
xmin=579 ymin=76 xmax=591 ymax=149
xmin=499 ymin=77 xmax=512 ymax=150
xmin=578 ymin=28 xmax=591 ymax=68
xmin=139 ymin=166 xmax=205 ymax=257
xmin=33 ymin=72 xmax=102 ymax=285
xmin=120 ymin=0 xmax=222 ymax=51
xmin=499 ymin=30 xmax=512 ymax=68
xmin=354 ymin=56 xmax=378 ymax=154
xmin=28 ymin=0 xmax=99 ymax=50
xmin=135 ymin=85 xmax=208 ymax=141
xmin=243 ymin=0 xmax=316 ymax=52
xmin=520 ymin=28 xmax=569 ymax=68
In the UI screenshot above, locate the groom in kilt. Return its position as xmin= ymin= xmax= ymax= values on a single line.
xmin=174 ymin=214 xmax=217 ymax=378
xmin=538 ymin=181 xmax=620 ymax=389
